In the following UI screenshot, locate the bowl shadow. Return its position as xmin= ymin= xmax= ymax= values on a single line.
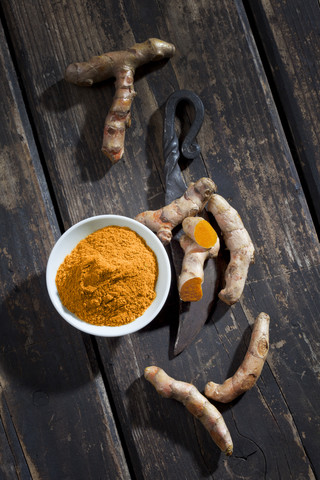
xmin=0 ymin=271 xmax=98 ymax=394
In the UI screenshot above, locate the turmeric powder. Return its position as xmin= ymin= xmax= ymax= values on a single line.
xmin=55 ymin=226 xmax=158 ymax=326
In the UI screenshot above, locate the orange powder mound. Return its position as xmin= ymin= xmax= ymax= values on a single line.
xmin=55 ymin=226 xmax=158 ymax=326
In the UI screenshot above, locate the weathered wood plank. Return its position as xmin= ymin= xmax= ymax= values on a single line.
xmin=0 ymin=393 xmax=32 ymax=479
xmin=0 ymin=18 xmax=130 ymax=480
xmin=245 ymin=0 xmax=320 ymax=233
xmin=1 ymin=0 xmax=320 ymax=478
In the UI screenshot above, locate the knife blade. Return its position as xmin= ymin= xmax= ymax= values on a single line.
xmin=163 ymin=90 xmax=219 ymax=356
xmin=170 ymin=218 xmax=219 ymax=356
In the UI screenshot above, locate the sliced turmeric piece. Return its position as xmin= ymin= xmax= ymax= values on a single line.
xmin=182 ymin=216 xmax=218 ymax=248
xmin=135 ymin=178 xmax=217 ymax=245
xmin=178 ymin=234 xmax=219 ymax=302
xmin=179 ymin=277 xmax=203 ymax=302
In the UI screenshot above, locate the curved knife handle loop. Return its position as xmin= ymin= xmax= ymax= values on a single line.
xmin=163 ymin=90 xmax=205 ymax=203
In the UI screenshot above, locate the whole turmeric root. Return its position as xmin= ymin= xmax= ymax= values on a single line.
xmin=65 ymin=38 xmax=175 ymax=163
xmin=205 ymin=312 xmax=270 ymax=403
xmin=135 ymin=177 xmax=217 ymax=244
xmin=178 ymin=233 xmax=219 ymax=302
xmin=144 ymin=366 xmax=233 ymax=456
xmin=207 ymin=194 xmax=255 ymax=305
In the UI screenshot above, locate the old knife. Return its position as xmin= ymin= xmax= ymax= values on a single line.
xmin=163 ymin=90 xmax=219 ymax=356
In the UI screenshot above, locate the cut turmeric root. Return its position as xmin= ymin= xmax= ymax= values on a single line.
xmin=179 ymin=277 xmax=203 ymax=302
xmin=205 ymin=312 xmax=270 ymax=403
xmin=182 ymin=216 xmax=218 ymax=249
xmin=178 ymin=234 xmax=219 ymax=302
xmin=135 ymin=178 xmax=217 ymax=244
xmin=144 ymin=366 xmax=233 ymax=455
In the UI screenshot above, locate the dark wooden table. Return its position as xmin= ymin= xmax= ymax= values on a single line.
xmin=1 ymin=1 xmax=320 ymax=479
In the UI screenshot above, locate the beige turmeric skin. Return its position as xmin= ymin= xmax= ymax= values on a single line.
xmin=135 ymin=177 xmax=217 ymax=245
xmin=56 ymin=226 xmax=158 ymax=326
xmin=205 ymin=312 xmax=270 ymax=403
xmin=178 ymin=234 xmax=219 ymax=302
xmin=65 ymin=38 xmax=175 ymax=163
xmin=207 ymin=194 xmax=255 ymax=305
xmin=144 ymin=366 xmax=233 ymax=455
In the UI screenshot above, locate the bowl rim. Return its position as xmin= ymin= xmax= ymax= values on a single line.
xmin=46 ymin=214 xmax=171 ymax=337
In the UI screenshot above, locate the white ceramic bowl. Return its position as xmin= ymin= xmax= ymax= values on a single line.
xmin=46 ymin=215 xmax=171 ymax=336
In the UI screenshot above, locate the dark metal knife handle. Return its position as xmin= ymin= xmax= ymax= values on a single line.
xmin=163 ymin=90 xmax=205 ymax=204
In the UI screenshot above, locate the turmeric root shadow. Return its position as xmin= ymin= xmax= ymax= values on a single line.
xmin=125 ymin=375 xmax=223 ymax=475
xmin=40 ymin=57 xmax=172 ymax=183
xmin=40 ymin=78 xmax=114 ymax=181
xmin=205 ymin=319 xmax=258 ymax=406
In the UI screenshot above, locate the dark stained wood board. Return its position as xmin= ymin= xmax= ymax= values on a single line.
xmin=1 ymin=0 xmax=320 ymax=479
xmin=244 ymin=0 xmax=320 ymax=234
xmin=0 ymin=19 xmax=130 ymax=480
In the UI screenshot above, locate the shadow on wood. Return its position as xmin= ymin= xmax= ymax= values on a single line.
xmin=0 ymin=271 xmax=97 ymax=393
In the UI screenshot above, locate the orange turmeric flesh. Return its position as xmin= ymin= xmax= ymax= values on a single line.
xmin=178 ymin=233 xmax=219 ymax=302
xmin=179 ymin=277 xmax=203 ymax=302
xmin=194 ymin=220 xmax=218 ymax=248
xmin=182 ymin=216 xmax=218 ymax=249
xmin=135 ymin=178 xmax=217 ymax=245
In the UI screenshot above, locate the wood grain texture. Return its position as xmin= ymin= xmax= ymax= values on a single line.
xmin=1 ymin=0 xmax=320 ymax=478
xmin=245 ymin=0 xmax=320 ymax=233
xmin=0 ymin=19 xmax=130 ymax=480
